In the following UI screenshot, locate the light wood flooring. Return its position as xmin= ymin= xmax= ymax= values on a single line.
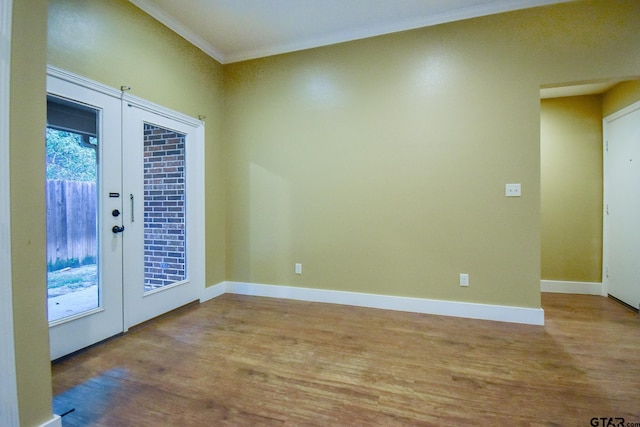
xmin=52 ymin=293 xmax=640 ymax=426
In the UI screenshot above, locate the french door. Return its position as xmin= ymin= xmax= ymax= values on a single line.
xmin=47 ymin=68 xmax=204 ymax=360
xmin=122 ymin=102 xmax=203 ymax=328
xmin=47 ymin=73 xmax=124 ymax=360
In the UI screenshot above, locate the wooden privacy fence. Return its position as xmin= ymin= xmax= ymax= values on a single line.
xmin=46 ymin=180 xmax=97 ymax=270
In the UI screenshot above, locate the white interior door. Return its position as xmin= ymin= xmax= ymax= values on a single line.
xmin=47 ymin=73 xmax=124 ymax=360
xmin=122 ymin=101 xmax=204 ymax=329
xmin=604 ymin=100 xmax=640 ymax=310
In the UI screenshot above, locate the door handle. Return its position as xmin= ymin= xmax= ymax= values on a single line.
xmin=130 ymin=194 xmax=134 ymax=222
xmin=112 ymin=225 xmax=125 ymax=234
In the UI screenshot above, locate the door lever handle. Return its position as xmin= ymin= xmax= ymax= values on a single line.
xmin=112 ymin=225 xmax=125 ymax=234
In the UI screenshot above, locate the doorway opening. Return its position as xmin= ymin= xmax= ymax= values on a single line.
xmin=47 ymin=66 xmax=205 ymax=361
xmin=539 ymin=78 xmax=640 ymax=311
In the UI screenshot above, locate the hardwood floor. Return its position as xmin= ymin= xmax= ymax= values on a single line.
xmin=52 ymin=293 xmax=640 ymax=426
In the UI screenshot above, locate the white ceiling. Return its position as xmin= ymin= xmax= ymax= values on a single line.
xmin=130 ymin=0 xmax=573 ymax=64
xmin=540 ymin=81 xmax=623 ymax=99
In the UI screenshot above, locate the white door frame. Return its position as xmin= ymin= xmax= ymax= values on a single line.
xmin=602 ymin=99 xmax=640 ymax=305
xmin=0 ymin=0 xmax=20 ymax=425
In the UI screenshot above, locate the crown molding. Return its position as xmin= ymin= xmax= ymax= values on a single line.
xmin=131 ymin=0 xmax=571 ymax=64
xmin=129 ymin=0 xmax=225 ymax=64
xmin=224 ymin=0 xmax=572 ymax=63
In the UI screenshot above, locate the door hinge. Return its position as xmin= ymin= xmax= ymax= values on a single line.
xmin=606 ymin=140 xmax=609 ymax=151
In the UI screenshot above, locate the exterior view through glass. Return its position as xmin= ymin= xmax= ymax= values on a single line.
xmin=143 ymin=123 xmax=187 ymax=292
xmin=46 ymin=97 xmax=99 ymax=322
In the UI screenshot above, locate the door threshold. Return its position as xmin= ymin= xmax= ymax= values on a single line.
xmin=126 ymin=299 xmax=200 ymax=333
xmin=51 ymin=332 xmax=124 ymax=364
xmin=52 ymin=300 xmax=200 ymax=363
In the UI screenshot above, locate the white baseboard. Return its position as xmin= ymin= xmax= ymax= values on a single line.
xmin=204 ymin=281 xmax=544 ymax=325
xmin=200 ymin=281 xmax=228 ymax=303
xmin=541 ymin=280 xmax=604 ymax=296
xmin=39 ymin=415 xmax=62 ymax=427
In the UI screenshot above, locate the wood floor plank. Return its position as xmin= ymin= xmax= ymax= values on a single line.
xmin=52 ymin=293 xmax=640 ymax=426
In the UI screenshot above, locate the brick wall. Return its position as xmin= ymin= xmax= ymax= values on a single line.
xmin=143 ymin=124 xmax=186 ymax=291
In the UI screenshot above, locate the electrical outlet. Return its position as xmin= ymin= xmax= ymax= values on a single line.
xmin=295 ymin=263 xmax=302 ymax=275
xmin=460 ymin=273 xmax=469 ymax=287
xmin=505 ymin=183 xmax=521 ymax=197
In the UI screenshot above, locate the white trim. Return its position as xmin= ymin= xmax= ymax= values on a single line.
xmin=0 ymin=0 xmax=20 ymax=425
xmin=128 ymin=0 xmax=224 ymax=63
xmin=200 ymin=282 xmax=228 ymax=303
xmin=47 ymin=65 xmax=205 ymax=129
xmin=604 ymin=99 xmax=640 ymax=123
xmin=602 ymin=114 xmax=610 ymax=298
xmin=541 ymin=280 xmax=605 ymax=296
xmin=211 ymin=282 xmax=544 ymax=325
xmin=47 ymin=65 xmax=122 ymax=99
xmin=38 ymin=415 xmax=62 ymax=427
xmin=47 ymin=65 xmax=204 ymax=129
xmin=122 ymin=92 xmax=202 ymax=127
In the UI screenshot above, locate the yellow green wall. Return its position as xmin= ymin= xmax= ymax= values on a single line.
xmin=11 ymin=0 xmax=224 ymax=425
xmin=224 ymin=0 xmax=640 ymax=309
xmin=603 ymin=80 xmax=640 ymax=117
xmin=11 ymin=0 xmax=52 ymax=425
xmin=47 ymin=0 xmax=226 ymax=287
xmin=540 ymin=95 xmax=603 ymax=282
xmin=11 ymin=0 xmax=640 ymax=424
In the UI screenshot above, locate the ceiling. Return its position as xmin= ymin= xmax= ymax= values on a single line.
xmin=130 ymin=0 xmax=572 ymax=64
xmin=540 ymin=80 xmax=623 ymax=99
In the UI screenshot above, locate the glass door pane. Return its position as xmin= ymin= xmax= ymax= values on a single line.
xmin=46 ymin=97 xmax=99 ymax=322
xmin=143 ymin=123 xmax=187 ymax=293
xmin=47 ymin=72 xmax=124 ymax=361
xmin=122 ymin=103 xmax=203 ymax=329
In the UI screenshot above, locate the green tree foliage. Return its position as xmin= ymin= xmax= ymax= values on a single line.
xmin=46 ymin=128 xmax=97 ymax=181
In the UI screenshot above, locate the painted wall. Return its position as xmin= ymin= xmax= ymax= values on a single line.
xmin=603 ymin=80 xmax=640 ymax=117
xmin=10 ymin=0 xmax=52 ymax=425
xmin=224 ymin=0 xmax=640 ymax=309
xmin=12 ymin=0 xmax=640 ymax=423
xmin=540 ymin=95 xmax=603 ymax=282
xmin=10 ymin=0 xmax=224 ymax=424
xmin=540 ymin=80 xmax=640 ymax=284
xmin=47 ymin=0 xmax=225 ymax=287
